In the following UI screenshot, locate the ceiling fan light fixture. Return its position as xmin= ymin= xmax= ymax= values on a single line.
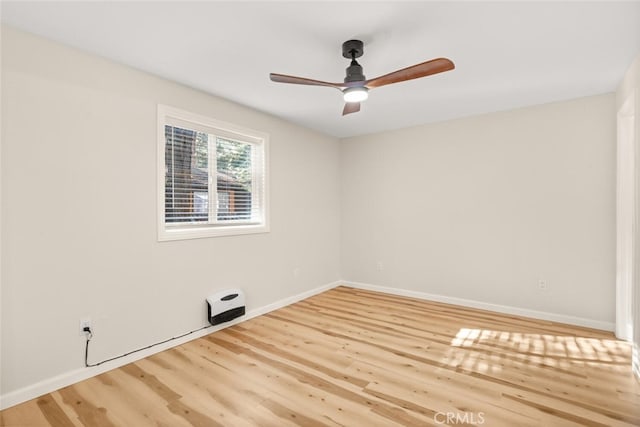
xmin=343 ymin=86 xmax=368 ymax=103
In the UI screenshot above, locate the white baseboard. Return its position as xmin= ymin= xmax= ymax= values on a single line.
xmin=341 ymin=281 xmax=615 ymax=332
xmin=0 ymin=280 xmax=341 ymax=410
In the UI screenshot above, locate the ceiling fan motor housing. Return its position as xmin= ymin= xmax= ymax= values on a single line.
xmin=345 ymin=62 xmax=366 ymax=83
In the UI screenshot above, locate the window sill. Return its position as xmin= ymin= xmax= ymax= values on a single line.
xmin=158 ymin=223 xmax=269 ymax=241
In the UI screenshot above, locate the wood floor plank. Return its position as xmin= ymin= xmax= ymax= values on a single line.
xmin=2 ymin=286 xmax=639 ymax=426
xmin=202 ymin=333 xmax=416 ymax=426
xmin=140 ymin=349 xmax=291 ymax=427
xmin=0 ymin=396 xmax=62 ymax=427
xmin=171 ymin=338 xmax=375 ymax=426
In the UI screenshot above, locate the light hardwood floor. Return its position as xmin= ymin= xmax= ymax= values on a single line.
xmin=2 ymin=286 xmax=639 ymax=426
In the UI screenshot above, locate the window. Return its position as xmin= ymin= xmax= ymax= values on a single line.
xmin=158 ymin=105 xmax=268 ymax=240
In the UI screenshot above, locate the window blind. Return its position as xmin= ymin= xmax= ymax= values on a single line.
xmin=164 ymin=126 xmax=264 ymax=226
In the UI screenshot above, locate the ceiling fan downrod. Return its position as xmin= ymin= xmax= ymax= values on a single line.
xmin=342 ymin=40 xmax=366 ymax=84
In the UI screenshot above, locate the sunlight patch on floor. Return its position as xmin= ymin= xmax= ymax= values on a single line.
xmin=449 ymin=328 xmax=629 ymax=364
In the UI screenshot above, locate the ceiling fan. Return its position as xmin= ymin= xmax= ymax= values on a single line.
xmin=270 ymin=39 xmax=455 ymax=116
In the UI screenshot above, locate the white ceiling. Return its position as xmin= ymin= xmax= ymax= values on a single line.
xmin=2 ymin=1 xmax=640 ymax=138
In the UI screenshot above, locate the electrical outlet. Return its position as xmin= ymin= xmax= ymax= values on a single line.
xmin=538 ymin=279 xmax=549 ymax=293
xmin=79 ymin=317 xmax=92 ymax=336
xmin=293 ymin=267 xmax=301 ymax=278
xmin=376 ymin=261 xmax=383 ymax=271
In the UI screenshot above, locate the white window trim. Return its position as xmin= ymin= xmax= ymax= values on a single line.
xmin=157 ymin=104 xmax=269 ymax=241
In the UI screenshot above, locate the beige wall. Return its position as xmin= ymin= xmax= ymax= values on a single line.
xmin=0 ymin=27 xmax=341 ymax=396
xmin=341 ymin=94 xmax=616 ymax=323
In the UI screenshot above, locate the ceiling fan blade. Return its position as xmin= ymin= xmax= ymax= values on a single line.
xmin=270 ymin=73 xmax=344 ymax=89
xmin=365 ymin=58 xmax=455 ymax=89
xmin=342 ymin=102 xmax=361 ymax=116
